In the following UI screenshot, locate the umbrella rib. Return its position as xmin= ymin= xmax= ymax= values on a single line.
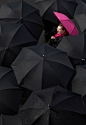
xmin=51 ymin=95 xmax=81 ymax=111
xmin=0 ymin=18 xmax=19 ymax=21
xmin=8 ymin=25 xmax=22 ymax=45
xmin=9 ymin=39 xmax=37 ymax=48
xmin=20 ymin=108 xmax=49 ymax=124
xmin=3 ymin=4 xmax=19 ymax=18
xmin=0 ymin=95 xmax=18 ymax=113
xmin=23 ymin=10 xmax=38 ymax=19
xmin=44 ymin=60 xmax=63 ymax=85
xmin=62 ymin=37 xmax=82 ymax=58
xmin=23 ymin=24 xmax=36 ymax=39
xmin=45 ymin=51 xmax=63 ymax=58
xmin=8 ymin=48 xmax=17 ymax=56
xmin=42 ymin=0 xmax=55 ymax=17
xmin=58 ymin=0 xmax=74 ymax=17
xmin=24 ymin=20 xmax=43 ymax=29
xmin=67 ymin=0 xmax=77 ymax=4
xmin=25 ymin=60 xmax=42 ymax=75
xmin=32 ymin=109 xmax=49 ymax=124
xmin=45 ymin=59 xmax=74 ymax=71
xmin=12 ymin=59 xmax=42 ymax=82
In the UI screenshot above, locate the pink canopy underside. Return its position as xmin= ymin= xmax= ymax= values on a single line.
xmin=54 ymin=12 xmax=79 ymax=35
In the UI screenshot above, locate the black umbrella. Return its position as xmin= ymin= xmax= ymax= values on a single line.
xmin=35 ymin=0 xmax=78 ymax=24
xmin=74 ymin=0 xmax=86 ymax=17
xmin=0 ymin=22 xmax=37 ymax=67
xmin=71 ymin=13 xmax=86 ymax=34
xmin=57 ymin=32 xmax=86 ymax=66
xmin=0 ymin=0 xmax=44 ymax=40
xmin=0 ymin=0 xmax=38 ymax=9
xmin=0 ymin=66 xmax=23 ymax=115
xmin=1 ymin=115 xmax=22 ymax=125
xmin=69 ymin=65 xmax=86 ymax=97
xmin=11 ymin=44 xmax=75 ymax=90
xmin=19 ymin=85 xmax=86 ymax=125
xmin=68 ymin=64 xmax=86 ymax=116
xmin=81 ymin=0 xmax=86 ymax=3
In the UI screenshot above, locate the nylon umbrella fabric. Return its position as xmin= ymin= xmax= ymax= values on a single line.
xmin=0 ymin=0 xmax=44 ymax=40
xmin=73 ymin=0 xmax=86 ymax=33
xmin=74 ymin=0 xmax=86 ymax=17
xmin=11 ymin=44 xmax=75 ymax=90
xmin=19 ymin=85 xmax=86 ymax=125
xmin=71 ymin=13 xmax=86 ymax=34
xmin=54 ymin=12 xmax=79 ymax=35
xmin=0 ymin=22 xmax=37 ymax=67
xmin=69 ymin=65 xmax=86 ymax=97
xmin=57 ymin=32 xmax=86 ymax=66
xmin=0 ymin=66 xmax=23 ymax=115
xmin=81 ymin=0 xmax=86 ymax=4
xmin=35 ymin=0 xmax=78 ymax=24
xmin=1 ymin=115 xmax=22 ymax=125
xmin=0 ymin=0 xmax=38 ymax=9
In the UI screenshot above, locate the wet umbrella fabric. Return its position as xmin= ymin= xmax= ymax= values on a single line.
xmin=35 ymin=0 xmax=77 ymax=24
xmin=53 ymin=12 xmax=79 ymax=35
xmin=0 ymin=66 xmax=23 ymax=115
xmin=69 ymin=65 xmax=86 ymax=97
xmin=0 ymin=22 xmax=37 ymax=67
xmin=0 ymin=0 xmax=44 ymax=40
xmin=1 ymin=115 xmax=22 ymax=125
xmin=11 ymin=44 xmax=75 ymax=90
xmin=19 ymin=85 xmax=86 ymax=125
xmin=57 ymin=33 xmax=86 ymax=65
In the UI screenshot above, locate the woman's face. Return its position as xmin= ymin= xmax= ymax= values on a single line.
xmin=57 ymin=26 xmax=65 ymax=34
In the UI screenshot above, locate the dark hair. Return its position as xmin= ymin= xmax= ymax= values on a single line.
xmin=58 ymin=23 xmax=69 ymax=35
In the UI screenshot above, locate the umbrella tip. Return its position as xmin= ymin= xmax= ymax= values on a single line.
xmin=5 ymin=47 xmax=8 ymax=50
xmin=20 ymin=17 xmax=23 ymax=20
xmin=82 ymin=59 xmax=85 ymax=61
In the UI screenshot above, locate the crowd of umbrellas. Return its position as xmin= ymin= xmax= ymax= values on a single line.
xmin=0 ymin=0 xmax=86 ymax=125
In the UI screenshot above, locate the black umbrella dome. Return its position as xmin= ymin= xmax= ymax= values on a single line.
xmin=57 ymin=32 xmax=86 ymax=66
xmin=81 ymin=0 xmax=86 ymax=3
xmin=0 ymin=0 xmax=44 ymax=40
xmin=35 ymin=0 xmax=78 ymax=24
xmin=0 ymin=22 xmax=38 ymax=67
xmin=19 ymin=85 xmax=86 ymax=125
xmin=71 ymin=13 xmax=86 ymax=34
xmin=74 ymin=0 xmax=86 ymax=17
xmin=0 ymin=66 xmax=23 ymax=115
xmin=11 ymin=44 xmax=75 ymax=90
xmin=1 ymin=115 xmax=22 ymax=125
xmin=70 ymin=65 xmax=86 ymax=97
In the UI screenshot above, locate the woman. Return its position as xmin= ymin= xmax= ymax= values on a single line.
xmin=48 ymin=23 xmax=69 ymax=48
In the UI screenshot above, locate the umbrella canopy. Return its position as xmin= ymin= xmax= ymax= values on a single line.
xmin=69 ymin=65 xmax=86 ymax=97
xmin=0 ymin=66 xmax=23 ymax=115
xmin=35 ymin=0 xmax=77 ymax=24
xmin=0 ymin=22 xmax=37 ymax=67
xmin=19 ymin=85 xmax=86 ymax=125
xmin=54 ymin=12 xmax=79 ymax=35
xmin=1 ymin=115 xmax=22 ymax=125
xmin=57 ymin=32 xmax=86 ymax=66
xmin=81 ymin=0 xmax=86 ymax=3
xmin=71 ymin=13 xmax=86 ymax=34
xmin=0 ymin=0 xmax=44 ymax=40
xmin=74 ymin=0 xmax=86 ymax=17
xmin=11 ymin=44 xmax=75 ymax=90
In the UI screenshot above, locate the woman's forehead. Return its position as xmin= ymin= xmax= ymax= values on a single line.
xmin=57 ymin=26 xmax=62 ymax=30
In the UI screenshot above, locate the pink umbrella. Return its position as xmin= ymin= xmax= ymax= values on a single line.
xmin=54 ymin=12 xmax=79 ymax=36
